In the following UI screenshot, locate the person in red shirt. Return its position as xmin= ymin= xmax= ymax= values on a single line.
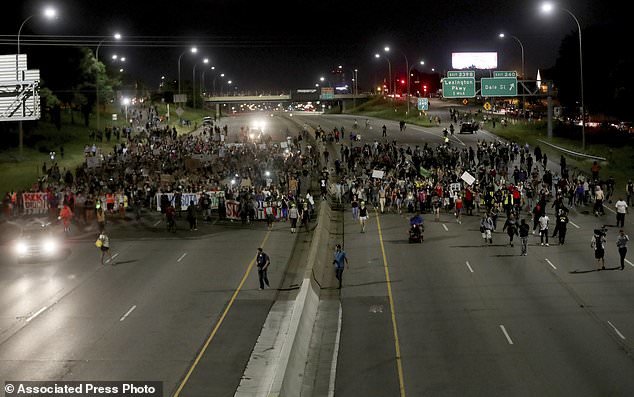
xmin=454 ymin=195 xmax=464 ymax=224
xmin=59 ymin=204 xmax=73 ymax=233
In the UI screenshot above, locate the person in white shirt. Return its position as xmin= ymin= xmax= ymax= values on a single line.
xmin=539 ymin=214 xmax=550 ymax=246
xmin=615 ymin=197 xmax=628 ymax=228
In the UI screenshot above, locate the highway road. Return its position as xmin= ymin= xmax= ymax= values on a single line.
xmin=1 ymin=104 xmax=633 ymax=396
xmin=288 ymin=111 xmax=634 ymax=396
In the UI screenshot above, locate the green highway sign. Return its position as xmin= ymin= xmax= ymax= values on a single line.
xmin=447 ymin=70 xmax=475 ymax=77
xmin=417 ymin=97 xmax=429 ymax=111
xmin=442 ymin=76 xmax=476 ymax=98
xmin=494 ymin=71 xmax=517 ymax=78
xmin=443 ymin=72 xmax=476 ymax=98
xmin=481 ymin=77 xmax=518 ymax=97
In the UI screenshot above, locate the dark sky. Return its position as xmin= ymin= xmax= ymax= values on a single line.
xmin=1 ymin=0 xmax=626 ymax=93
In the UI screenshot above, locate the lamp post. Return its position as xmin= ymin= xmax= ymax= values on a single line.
xmin=16 ymin=7 xmax=57 ymax=155
xmin=213 ymin=73 xmax=225 ymax=96
xmin=177 ymin=46 xmax=197 ymax=95
xmin=374 ymin=53 xmax=392 ymax=95
xmin=121 ymin=97 xmax=130 ymax=125
xmin=192 ymin=57 xmax=208 ymax=108
xmin=201 ymin=65 xmax=215 ymax=96
xmin=96 ymin=33 xmax=122 ymax=135
xmin=499 ymin=33 xmax=526 ymax=112
xmin=541 ymin=2 xmax=585 ymax=149
xmin=385 ymin=46 xmax=410 ymax=114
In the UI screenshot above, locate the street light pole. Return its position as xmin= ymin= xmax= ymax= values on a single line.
xmin=16 ymin=8 xmax=56 ymax=155
xmin=192 ymin=58 xmax=208 ymax=109
xmin=96 ymin=33 xmax=121 ymax=135
xmin=499 ymin=33 xmax=526 ymax=111
xmin=542 ymin=3 xmax=585 ymax=149
xmin=177 ymin=47 xmax=197 ymax=95
xmin=201 ymin=66 xmax=215 ymax=96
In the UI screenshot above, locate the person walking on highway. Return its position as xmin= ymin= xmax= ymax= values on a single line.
xmin=538 ymin=213 xmax=550 ymax=246
xmin=615 ymin=197 xmax=628 ymax=228
xmin=591 ymin=229 xmax=607 ymax=271
xmin=333 ymin=244 xmax=349 ymax=289
xmin=289 ymin=203 xmax=299 ymax=233
xmin=480 ymin=213 xmax=494 ymax=245
xmin=97 ymin=232 xmax=113 ymax=265
xmin=256 ymin=248 xmax=271 ymax=290
xmin=502 ymin=214 xmax=519 ymax=247
xmin=359 ymin=201 xmax=369 ymax=233
xmin=382 ymin=124 xmax=387 ymax=138
xmin=519 ymin=219 xmax=530 ymax=256
xmin=616 ymin=229 xmax=629 ymax=270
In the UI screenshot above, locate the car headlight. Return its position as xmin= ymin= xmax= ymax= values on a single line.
xmin=16 ymin=241 xmax=28 ymax=255
xmin=43 ymin=239 xmax=58 ymax=254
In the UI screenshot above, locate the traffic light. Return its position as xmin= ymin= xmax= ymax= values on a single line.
xmin=423 ymin=84 xmax=428 ymax=93
xmin=401 ymin=79 xmax=406 ymax=84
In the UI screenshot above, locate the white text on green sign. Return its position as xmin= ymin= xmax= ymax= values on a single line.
xmin=481 ymin=77 xmax=518 ymax=97
xmin=494 ymin=71 xmax=517 ymax=78
xmin=447 ymin=71 xmax=475 ymax=78
xmin=442 ymin=77 xmax=476 ymax=98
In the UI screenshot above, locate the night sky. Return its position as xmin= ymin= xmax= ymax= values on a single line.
xmin=1 ymin=0 xmax=626 ymax=93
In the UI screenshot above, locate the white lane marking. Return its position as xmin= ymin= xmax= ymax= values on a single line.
xmin=500 ymin=325 xmax=514 ymax=345
xmin=626 ymin=259 xmax=634 ymax=267
xmin=604 ymin=206 xmax=616 ymax=214
xmin=105 ymin=253 xmax=119 ymax=264
xmin=26 ymin=306 xmax=48 ymax=323
xmin=452 ymin=134 xmax=466 ymax=146
xmin=177 ymin=253 xmax=187 ymax=262
xmin=545 ymin=258 xmax=557 ymax=270
xmin=119 ymin=305 xmax=137 ymax=322
xmin=153 ymin=220 xmax=161 ymax=226
xmin=442 ymin=224 xmax=449 ymax=232
xmin=465 ymin=261 xmax=474 ymax=273
xmin=569 ymin=220 xmax=580 ymax=229
xmin=328 ymin=302 xmax=343 ymax=397
xmin=607 ymin=321 xmax=626 ymax=340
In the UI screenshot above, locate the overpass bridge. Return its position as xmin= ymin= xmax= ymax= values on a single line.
xmin=203 ymin=92 xmax=370 ymax=103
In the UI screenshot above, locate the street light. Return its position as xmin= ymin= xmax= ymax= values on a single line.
xmin=213 ymin=73 xmax=225 ymax=96
xmin=192 ymin=57 xmax=208 ymax=108
xmin=96 ymin=32 xmax=122 ymax=134
xmin=177 ymin=46 xmax=197 ymax=95
xmin=541 ymin=2 xmax=585 ymax=149
xmin=16 ymin=6 xmax=57 ymax=154
xmin=499 ymin=32 xmax=526 ymax=112
xmin=385 ymin=45 xmax=410 ymax=114
xmin=374 ymin=53 xmax=392 ymax=94
xmin=201 ymin=65 xmax=215 ymax=95
xmin=121 ymin=97 xmax=130 ymax=124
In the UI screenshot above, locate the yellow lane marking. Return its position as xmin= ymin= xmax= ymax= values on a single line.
xmin=375 ymin=210 xmax=406 ymax=397
xmin=173 ymin=230 xmax=271 ymax=397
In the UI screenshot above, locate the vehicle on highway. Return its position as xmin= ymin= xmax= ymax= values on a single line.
xmin=459 ymin=121 xmax=479 ymax=134
xmin=13 ymin=222 xmax=63 ymax=262
xmin=202 ymin=116 xmax=213 ymax=126
xmin=408 ymin=214 xmax=424 ymax=243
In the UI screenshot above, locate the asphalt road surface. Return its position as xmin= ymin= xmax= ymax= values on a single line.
xmin=1 ymin=105 xmax=633 ymax=397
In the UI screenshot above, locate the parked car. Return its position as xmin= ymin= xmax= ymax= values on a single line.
xmin=459 ymin=121 xmax=479 ymax=134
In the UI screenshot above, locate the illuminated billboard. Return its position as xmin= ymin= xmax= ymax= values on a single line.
xmin=451 ymin=52 xmax=498 ymax=70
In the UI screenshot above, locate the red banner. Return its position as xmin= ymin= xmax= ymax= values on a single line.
xmin=22 ymin=192 xmax=49 ymax=214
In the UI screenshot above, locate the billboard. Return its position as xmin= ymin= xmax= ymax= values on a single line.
xmin=451 ymin=52 xmax=498 ymax=70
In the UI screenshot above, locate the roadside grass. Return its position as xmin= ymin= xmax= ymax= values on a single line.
xmin=0 ymin=103 xmax=208 ymax=194
xmin=346 ymin=97 xmax=435 ymax=127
